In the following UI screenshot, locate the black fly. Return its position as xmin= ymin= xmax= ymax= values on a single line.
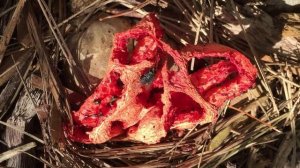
xmin=140 ymin=68 xmax=156 ymax=85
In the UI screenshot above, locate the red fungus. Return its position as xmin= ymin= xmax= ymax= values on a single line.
xmin=66 ymin=14 xmax=257 ymax=144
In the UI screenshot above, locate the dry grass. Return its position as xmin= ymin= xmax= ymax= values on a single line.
xmin=0 ymin=0 xmax=299 ymax=167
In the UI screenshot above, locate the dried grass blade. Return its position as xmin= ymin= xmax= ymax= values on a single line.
xmin=229 ymin=106 xmax=281 ymax=133
xmin=291 ymin=119 xmax=297 ymax=168
xmin=0 ymin=121 xmax=44 ymax=144
xmin=0 ymin=49 xmax=32 ymax=86
xmin=208 ymin=0 xmax=214 ymax=43
xmin=0 ymin=141 xmax=56 ymax=167
xmin=190 ymin=4 xmax=204 ymax=71
xmin=100 ymin=0 xmax=151 ymax=21
xmin=26 ymin=4 xmax=73 ymax=126
xmin=161 ymin=24 xmax=188 ymax=45
xmin=229 ymin=0 xmax=280 ymax=115
xmin=0 ymin=142 xmax=37 ymax=163
xmin=0 ymin=0 xmax=26 ymax=64
xmin=197 ymin=139 xmax=208 ymax=168
xmin=0 ymin=4 xmax=17 ymax=18
xmin=0 ymin=52 xmax=34 ymax=119
xmin=11 ymin=55 xmax=38 ymax=107
xmin=23 ymin=152 xmax=56 ymax=168
xmin=272 ymin=132 xmax=294 ymax=167
xmin=57 ymin=0 xmax=110 ymax=27
xmin=266 ymin=66 xmax=300 ymax=88
xmin=36 ymin=0 xmax=92 ymax=96
xmin=173 ymin=0 xmax=193 ymax=25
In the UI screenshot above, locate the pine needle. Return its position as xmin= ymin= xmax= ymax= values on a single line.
xmin=229 ymin=106 xmax=282 ymax=133
xmin=0 ymin=142 xmax=37 ymax=163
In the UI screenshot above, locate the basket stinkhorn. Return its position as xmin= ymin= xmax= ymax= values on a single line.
xmin=66 ymin=13 xmax=257 ymax=144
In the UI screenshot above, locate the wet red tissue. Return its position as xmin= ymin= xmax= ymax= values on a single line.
xmin=66 ymin=13 xmax=257 ymax=144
